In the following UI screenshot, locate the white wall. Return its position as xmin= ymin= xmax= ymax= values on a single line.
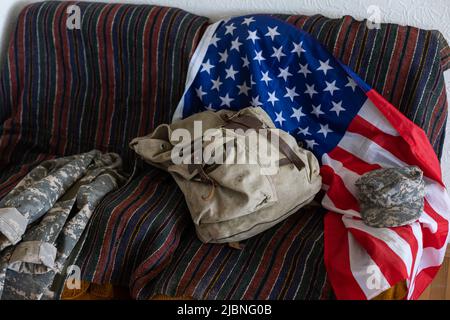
xmin=0 ymin=0 xmax=449 ymax=186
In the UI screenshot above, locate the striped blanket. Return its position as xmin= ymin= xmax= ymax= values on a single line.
xmin=0 ymin=1 xmax=448 ymax=299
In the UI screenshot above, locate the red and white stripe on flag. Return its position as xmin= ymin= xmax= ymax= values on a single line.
xmin=322 ymin=89 xmax=450 ymax=300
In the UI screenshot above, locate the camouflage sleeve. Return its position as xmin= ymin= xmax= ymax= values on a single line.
xmin=0 ymin=208 xmax=28 ymax=249
xmin=0 ymin=151 xmax=126 ymax=300
xmin=0 ymin=152 xmax=99 ymax=251
xmin=54 ymin=173 xmax=120 ymax=271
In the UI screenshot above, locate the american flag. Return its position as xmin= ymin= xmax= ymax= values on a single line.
xmin=173 ymin=15 xmax=450 ymax=300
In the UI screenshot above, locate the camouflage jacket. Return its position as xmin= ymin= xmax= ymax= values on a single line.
xmin=0 ymin=150 xmax=126 ymax=299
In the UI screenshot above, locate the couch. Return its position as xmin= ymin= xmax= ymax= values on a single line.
xmin=0 ymin=1 xmax=448 ymax=299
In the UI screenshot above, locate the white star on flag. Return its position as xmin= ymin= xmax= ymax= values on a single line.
xmin=317 ymin=59 xmax=333 ymax=75
xmin=267 ymin=91 xmax=279 ymax=106
xmin=220 ymin=93 xmax=234 ymax=107
xmin=275 ymin=111 xmax=285 ymax=126
xmin=317 ymin=123 xmax=333 ymax=138
xmin=265 ymin=26 xmax=280 ymax=40
xmin=284 ymin=86 xmax=299 ymax=101
xmin=241 ymin=55 xmax=250 ymax=68
xmin=225 ymin=23 xmax=236 ymax=35
xmin=201 ymin=59 xmax=214 ymax=74
xmin=305 ymin=84 xmax=318 ymax=98
xmin=290 ymin=106 xmax=305 ymax=121
xmin=254 ymin=50 xmax=266 ymax=64
xmin=271 ymin=46 xmax=286 ymax=62
xmin=210 ymin=77 xmax=222 ymax=91
xmin=260 ymin=70 xmax=272 ymax=85
xmin=230 ymin=37 xmax=242 ymax=51
xmin=298 ymin=63 xmax=312 ymax=77
xmin=291 ymin=41 xmax=306 ymax=56
xmin=210 ymin=34 xmax=220 ymax=47
xmin=345 ymin=76 xmax=357 ymax=91
xmin=225 ymin=65 xmax=238 ymax=80
xmin=205 ymin=103 xmax=215 ymax=111
xmin=219 ymin=49 xmax=228 ymax=63
xmin=242 ymin=17 xmax=255 ymax=26
xmin=237 ymin=81 xmax=251 ymax=95
xmin=305 ymin=139 xmax=318 ymax=149
xmin=195 ymin=86 xmax=206 ymax=99
xmin=324 ymin=80 xmax=340 ymax=95
xmin=247 ymin=30 xmax=260 ymax=44
xmin=298 ymin=126 xmax=311 ymax=136
xmin=278 ymin=66 xmax=292 ymax=81
xmin=251 ymin=95 xmax=262 ymax=107
xmin=311 ymin=104 xmax=324 ymax=118
xmin=330 ymin=100 xmax=346 ymax=116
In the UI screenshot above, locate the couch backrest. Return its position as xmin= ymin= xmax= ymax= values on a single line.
xmin=0 ymin=1 xmax=208 ymax=168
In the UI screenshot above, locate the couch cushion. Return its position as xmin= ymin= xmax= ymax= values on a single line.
xmin=135 ymin=201 xmax=332 ymax=299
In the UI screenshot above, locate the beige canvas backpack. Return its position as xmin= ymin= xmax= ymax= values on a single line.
xmin=130 ymin=107 xmax=322 ymax=243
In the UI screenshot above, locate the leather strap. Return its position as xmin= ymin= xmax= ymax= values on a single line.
xmin=222 ymin=114 xmax=266 ymax=130
xmin=223 ymin=114 xmax=305 ymax=171
xmin=187 ymin=163 xmax=216 ymax=200
xmin=267 ymin=131 xmax=305 ymax=171
xmin=187 ymin=113 xmax=305 ymax=198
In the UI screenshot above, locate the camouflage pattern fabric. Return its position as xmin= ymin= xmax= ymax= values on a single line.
xmin=0 ymin=150 xmax=126 ymax=299
xmin=355 ymin=166 xmax=425 ymax=228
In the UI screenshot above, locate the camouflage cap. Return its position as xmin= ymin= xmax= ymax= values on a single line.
xmin=355 ymin=166 xmax=425 ymax=228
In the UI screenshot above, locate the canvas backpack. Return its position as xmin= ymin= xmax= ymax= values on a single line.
xmin=130 ymin=107 xmax=322 ymax=243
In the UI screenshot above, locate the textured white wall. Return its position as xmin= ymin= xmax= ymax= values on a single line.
xmin=0 ymin=0 xmax=449 ymax=185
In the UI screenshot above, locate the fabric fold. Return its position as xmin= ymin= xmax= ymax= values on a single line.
xmin=0 ymin=208 xmax=28 ymax=247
